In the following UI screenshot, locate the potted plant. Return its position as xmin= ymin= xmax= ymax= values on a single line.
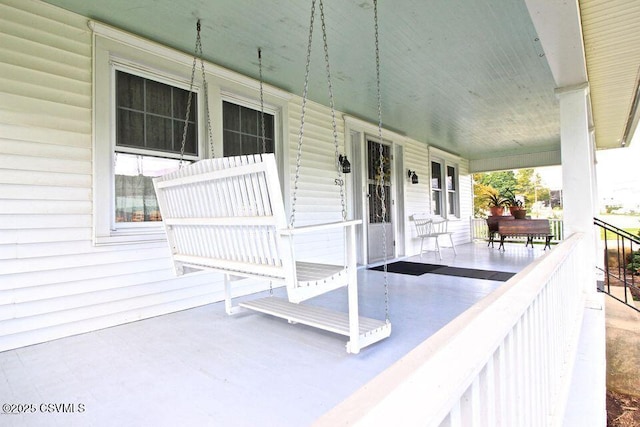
xmin=504 ymin=189 xmax=527 ymax=219
xmin=484 ymin=188 xmax=507 ymax=216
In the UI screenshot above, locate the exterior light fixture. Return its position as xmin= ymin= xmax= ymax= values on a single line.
xmin=338 ymin=155 xmax=351 ymax=174
xmin=408 ymin=169 xmax=419 ymax=184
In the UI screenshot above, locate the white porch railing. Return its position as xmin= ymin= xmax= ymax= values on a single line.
xmin=471 ymin=217 xmax=564 ymax=243
xmin=316 ymin=233 xmax=589 ymax=426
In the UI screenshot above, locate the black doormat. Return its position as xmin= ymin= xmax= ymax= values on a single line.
xmin=368 ymin=261 xmax=444 ymax=275
xmin=369 ymin=261 xmax=515 ymax=281
xmin=430 ymin=266 xmax=515 ymax=281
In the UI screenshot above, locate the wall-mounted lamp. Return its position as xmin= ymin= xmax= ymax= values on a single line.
xmin=338 ymin=155 xmax=351 ymax=174
xmin=407 ymin=169 xmax=419 ymax=184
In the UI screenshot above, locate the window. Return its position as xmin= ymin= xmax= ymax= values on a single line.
xmin=431 ymin=161 xmax=443 ymax=216
xmin=447 ymin=165 xmax=458 ymax=216
xmin=431 ymin=160 xmax=459 ymax=218
xmin=222 ymin=100 xmax=274 ymax=156
xmin=116 ymin=71 xmax=197 ymax=156
xmin=114 ymin=70 xmax=199 ymax=225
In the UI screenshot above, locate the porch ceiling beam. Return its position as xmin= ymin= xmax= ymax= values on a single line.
xmin=524 ymin=0 xmax=588 ymax=88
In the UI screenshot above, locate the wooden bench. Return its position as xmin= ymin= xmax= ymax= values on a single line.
xmin=497 ymin=219 xmax=554 ymax=251
xmin=486 ymin=215 xmax=514 ymax=248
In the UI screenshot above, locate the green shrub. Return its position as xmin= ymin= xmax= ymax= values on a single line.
xmin=627 ymin=250 xmax=640 ymax=275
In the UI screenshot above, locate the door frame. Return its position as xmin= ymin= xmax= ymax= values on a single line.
xmin=344 ymin=115 xmax=405 ymax=266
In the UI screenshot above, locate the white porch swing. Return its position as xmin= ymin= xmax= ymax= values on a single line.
xmin=153 ymin=1 xmax=391 ymax=354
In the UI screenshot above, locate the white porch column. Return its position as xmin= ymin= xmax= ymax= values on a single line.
xmin=557 ymin=83 xmax=597 ymax=293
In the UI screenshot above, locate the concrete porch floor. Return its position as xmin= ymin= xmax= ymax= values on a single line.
xmin=0 ymin=242 xmax=561 ymax=426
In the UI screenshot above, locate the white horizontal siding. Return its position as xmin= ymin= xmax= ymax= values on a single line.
xmin=0 ymin=138 xmax=91 ymax=161
xmin=0 ymin=122 xmax=89 ymax=147
xmin=1 ymin=274 xmax=217 ymax=324
xmin=0 ymin=244 xmax=170 ymax=269
xmin=0 ymin=199 xmax=92 ymax=215
xmin=402 ymin=139 xmax=431 ymax=255
xmin=0 ymin=227 xmax=91 ymax=245
xmin=0 ymin=0 xmax=231 ymax=352
xmin=0 ymin=2 xmax=91 ymax=55
xmin=286 ymin=97 xmax=347 ymax=265
xmin=0 ymin=214 xmax=92 ymax=229
xmin=1 ymin=258 xmax=171 ymax=290
xmin=0 ymin=169 xmax=90 ymax=187
xmin=453 ymin=159 xmax=472 ymax=245
xmin=1 ymin=184 xmax=91 ymax=201
xmin=0 ymin=99 xmax=90 ymax=133
xmin=0 ymin=291 xmax=234 ymax=352
xmin=0 ymin=63 xmax=92 ymax=107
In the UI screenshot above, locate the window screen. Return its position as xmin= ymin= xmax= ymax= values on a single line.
xmin=223 ymin=101 xmax=274 ymax=156
xmin=116 ymin=70 xmax=197 ymax=156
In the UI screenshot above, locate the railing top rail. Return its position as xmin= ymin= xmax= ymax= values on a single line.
xmin=594 ymin=217 xmax=640 ymax=244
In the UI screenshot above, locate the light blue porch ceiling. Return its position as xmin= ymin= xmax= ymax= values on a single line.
xmin=41 ymin=0 xmax=639 ymax=160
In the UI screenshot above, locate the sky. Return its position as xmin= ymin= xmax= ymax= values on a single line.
xmin=533 ymin=130 xmax=640 ymax=211
xmin=596 ymin=136 xmax=639 ymax=199
xmin=596 ymin=139 xmax=640 ymax=211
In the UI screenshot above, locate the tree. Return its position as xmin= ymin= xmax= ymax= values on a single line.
xmin=473 ymin=172 xmax=517 ymax=218
xmin=473 ymin=169 xmax=554 ymax=217
xmin=473 ymin=179 xmax=499 ymax=217
xmin=515 ymin=169 xmax=551 ymax=207
xmin=474 ymin=171 xmax=517 ymax=196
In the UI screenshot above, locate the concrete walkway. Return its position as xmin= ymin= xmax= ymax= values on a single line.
xmin=606 ymin=287 xmax=640 ymax=397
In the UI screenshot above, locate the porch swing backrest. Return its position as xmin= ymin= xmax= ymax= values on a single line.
xmin=153 ymin=153 xmax=357 ymax=303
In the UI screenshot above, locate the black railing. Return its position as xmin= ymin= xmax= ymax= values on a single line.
xmin=594 ymin=217 xmax=640 ymax=313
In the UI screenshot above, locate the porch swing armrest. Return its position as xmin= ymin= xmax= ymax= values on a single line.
xmin=278 ymin=219 xmax=362 ymax=236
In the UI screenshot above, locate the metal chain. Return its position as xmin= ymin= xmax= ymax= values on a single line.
xmin=258 ymin=47 xmax=272 ymax=296
xmin=290 ymin=0 xmax=316 ymax=227
xmin=199 ymin=34 xmax=214 ymax=159
xmin=179 ymin=20 xmax=214 ymax=168
xmin=259 ymin=49 xmax=267 ymax=155
xmin=319 ymin=0 xmax=347 ymax=222
xmin=373 ymin=0 xmax=389 ymax=323
xmin=179 ymin=25 xmax=198 ymax=168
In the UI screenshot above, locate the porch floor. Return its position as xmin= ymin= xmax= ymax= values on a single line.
xmin=1 ymin=242 xmax=547 ymax=426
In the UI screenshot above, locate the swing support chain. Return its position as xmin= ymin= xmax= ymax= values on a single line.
xmin=373 ymin=0 xmax=390 ymax=323
xmin=290 ymin=0 xmax=347 ymax=227
xmin=258 ymin=48 xmax=267 ymax=155
xmin=290 ymin=0 xmax=316 ymax=228
xmin=267 ymin=0 xmax=388 ymax=320
xmin=257 ymin=47 xmax=273 ymax=296
xmin=318 ymin=0 xmax=347 ymax=222
xmin=179 ymin=19 xmax=214 ymax=168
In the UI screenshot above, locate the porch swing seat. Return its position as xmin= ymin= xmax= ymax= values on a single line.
xmin=153 ymin=153 xmax=391 ymax=353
